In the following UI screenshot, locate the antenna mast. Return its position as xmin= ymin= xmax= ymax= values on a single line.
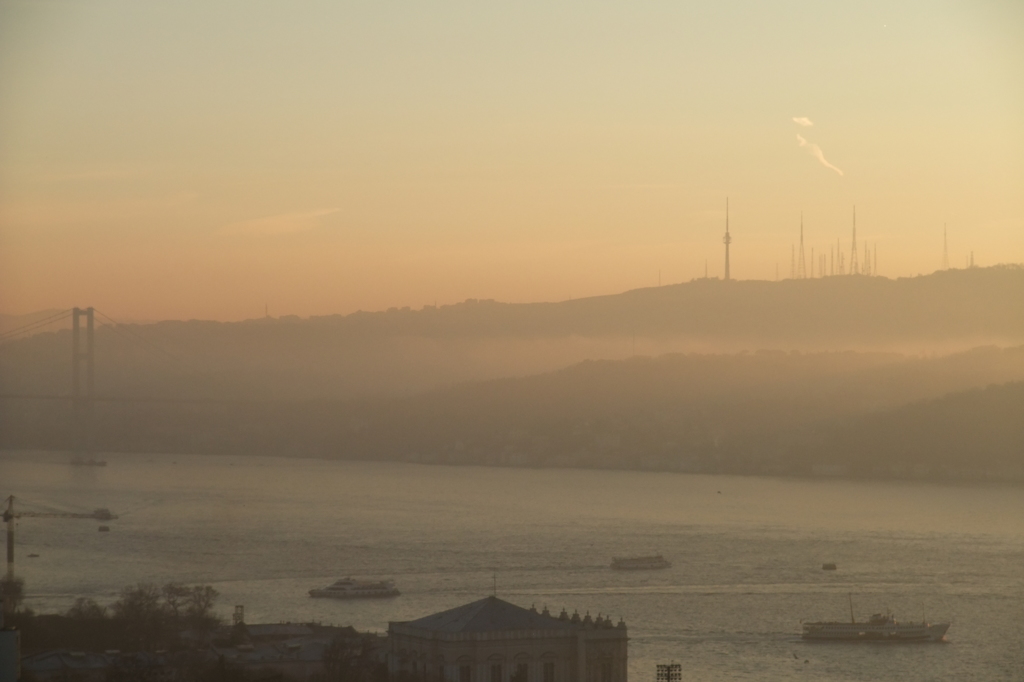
xmin=723 ymin=198 xmax=732 ymax=281
xmin=850 ymin=207 xmax=859 ymax=274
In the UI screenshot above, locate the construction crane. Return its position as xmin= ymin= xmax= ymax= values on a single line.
xmin=3 ymin=495 xmax=119 ymax=614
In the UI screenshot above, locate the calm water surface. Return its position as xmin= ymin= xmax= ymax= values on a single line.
xmin=3 ymin=451 xmax=1023 ymax=681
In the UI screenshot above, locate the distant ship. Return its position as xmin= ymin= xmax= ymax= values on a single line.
xmin=610 ymin=555 xmax=671 ymax=570
xmin=802 ymin=596 xmax=949 ymax=642
xmin=309 ymin=578 xmax=400 ymax=599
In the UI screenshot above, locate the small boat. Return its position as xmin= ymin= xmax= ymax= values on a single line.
xmin=98 ymin=525 xmax=110 ymax=532
xmin=309 ymin=578 xmax=400 ymax=599
xmin=27 ymin=553 xmax=40 ymax=558
xmin=802 ymin=595 xmax=949 ymax=642
xmin=70 ymin=458 xmax=107 ymax=467
xmin=610 ymin=555 xmax=671 ymax=570
xmin=822 ymin=563 xmax=837 ymax=571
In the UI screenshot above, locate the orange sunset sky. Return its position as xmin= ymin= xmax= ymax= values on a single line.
xmin=1 ymin=0 xmax=1022 ymax=321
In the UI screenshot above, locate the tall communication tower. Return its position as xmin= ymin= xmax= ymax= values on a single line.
xmin=849 ymin=206 xmax=859 ymax=275
xmin=797 ymin=213 xmax=807 ymax=278
xmin=723 ymin=198 xmax=732 ymax=281
xmin=943 ymin=224 xmax=949 ymax=270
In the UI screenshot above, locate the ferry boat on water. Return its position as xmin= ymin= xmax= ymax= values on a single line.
xmin=610 ymin=555 xmax=671 ymax=570
xmin=802 ymin=597 xmax=949 ymax=642
xmin=309 ymin=578 xmax=400 ymax=599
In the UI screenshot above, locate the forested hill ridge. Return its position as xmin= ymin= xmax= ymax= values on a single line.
xmin=2 ymin=265 xmax=1023 ymax=401
xmin=3 ymin=346 xmax=1024 ymax=483
xmin=816 ymin=379 xmax=1024 ymax=479
xmin=292 ymin=264 xmax=1024 ymax=342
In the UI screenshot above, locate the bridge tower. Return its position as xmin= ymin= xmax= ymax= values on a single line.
xmin=72 ymin=307 xmax=95 ymax=456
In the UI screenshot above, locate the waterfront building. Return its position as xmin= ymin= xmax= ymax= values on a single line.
xmin=388 ymin=596 xmax=628 ymax=682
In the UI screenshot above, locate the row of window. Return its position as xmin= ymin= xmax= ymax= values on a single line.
xmin=451 ymin=662 xmax=557 ymax=682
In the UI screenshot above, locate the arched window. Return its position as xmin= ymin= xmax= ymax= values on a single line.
xmin=456 ymin=657 xmax=474 ymax=682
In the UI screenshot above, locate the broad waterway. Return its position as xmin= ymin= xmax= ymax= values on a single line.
xmin=3 ymin=451 xmax=1023 ymax=681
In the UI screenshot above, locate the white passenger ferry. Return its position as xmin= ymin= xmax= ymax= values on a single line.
xmin=309 ymin=578 xmax=400 ymax=599
xmin=802 ymin=597 xmax=949 ymax=642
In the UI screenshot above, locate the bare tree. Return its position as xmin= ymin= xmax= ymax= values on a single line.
xmin=187 ymin=585 xmax=220 ymax=622
xmin=162 ymin=583 xmax=193 ymax=619
xmin=110 ymin=583 xmax=166 ymax=650
xmin=67 ymin=597 xmax=107 ymax=620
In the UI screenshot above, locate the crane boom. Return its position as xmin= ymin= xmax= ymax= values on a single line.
xmin=16 ymin=509 xmax=118 ymax=521
xmin=3 ymin=495 xmax=119 ymax=615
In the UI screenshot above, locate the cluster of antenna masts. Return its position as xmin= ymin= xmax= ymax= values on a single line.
xmin=788 ymin=206 xmax=877 ymax=280
xmin=717 ymin=201 xmax=973 ymax=283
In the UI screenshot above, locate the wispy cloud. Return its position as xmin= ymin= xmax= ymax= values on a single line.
xmin=796 ymin=134 xmax=843 ymax=176
xmin=220 ymin=208 xmax=341 ymax=236
xmin=792 ymin=117 xmax=814 ymax=127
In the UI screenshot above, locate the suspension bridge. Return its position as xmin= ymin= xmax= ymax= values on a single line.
xmin=0 ymin=307 xmax=248 ymax=457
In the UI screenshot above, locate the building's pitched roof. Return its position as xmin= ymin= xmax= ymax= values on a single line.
xmin=22 ymin=651 xmax=113 ymax=672
xmin=22 ymin=651 xmax=170 ymax=673
xmin=403 ymin=596 xmax=568 ymax=633
xmin=212 ymin=637 xmax=330 ymax=663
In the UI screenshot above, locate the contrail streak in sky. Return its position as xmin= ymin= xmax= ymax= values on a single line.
xmin=796 ymin=134 xmax=843 ymax=176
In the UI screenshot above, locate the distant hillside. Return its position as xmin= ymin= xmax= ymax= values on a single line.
xmin=3 ymin=346 xmax=1023 ymax=482
xmin=296 ymin=264 xmax=1023 ymax=343
xmin=1 ymin=266 xmax=1022 ymax=401
xmin=813 ymin=381 xmax=1024 ymax=479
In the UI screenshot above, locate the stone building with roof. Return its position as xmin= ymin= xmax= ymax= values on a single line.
xmin=388 ymin=597 xmax=627 ymax=682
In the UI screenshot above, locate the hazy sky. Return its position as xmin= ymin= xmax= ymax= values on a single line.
xmin=2 ymin=0 xmax=1022 ymax=321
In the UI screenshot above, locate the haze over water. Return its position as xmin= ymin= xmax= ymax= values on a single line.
xmin=3 ymin=3 xmax=1024 ymax=681
xmin=4 ymin=451 xmax=1023 ymax=682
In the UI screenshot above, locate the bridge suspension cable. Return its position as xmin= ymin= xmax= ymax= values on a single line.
xmin=0 ymin=309 xmax=72 ymax=343
xmin=93 ymin=309 xmax=179 ymax=362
